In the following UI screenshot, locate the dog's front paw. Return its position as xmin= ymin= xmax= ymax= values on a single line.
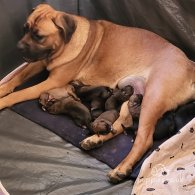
xmin=80 ymin=136 xmax=103 ymax=150
xmin=0 ymin=97 xmax=11 ymax=110
xmin=0 ymin=85 xmax=13 ymax=98
xmin=107 ymin=167 xmax=132 ymax=184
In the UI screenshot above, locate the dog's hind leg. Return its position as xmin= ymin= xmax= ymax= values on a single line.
xmin=107 ymin=72 xmax=195 ymax=183
xmin=107 ymin=93 xmax=165 ymax=183
xmin=80 ymin=101 xmax=133 ymax=150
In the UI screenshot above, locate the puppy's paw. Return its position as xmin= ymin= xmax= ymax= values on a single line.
xmin=107 ymin=167 xmax=132 ymax=184
xmin=80 ymin=136 xmax=103 ymax=150
xmin=47 ymin=101 xmax=61 ymax=114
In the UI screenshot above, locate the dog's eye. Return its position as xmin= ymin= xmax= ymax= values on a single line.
xmin=23 ymin=23 xmax=30 ymax=34
xmin=32 ymin=33 xmax=45 ymax=42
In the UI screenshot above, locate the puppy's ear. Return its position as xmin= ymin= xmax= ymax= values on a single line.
xmin=52 ymin=13 xmax=76 ymax=43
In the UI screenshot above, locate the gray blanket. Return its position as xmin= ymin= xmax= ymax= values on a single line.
xmin=0 ymin=109 xmax=133 ymax=195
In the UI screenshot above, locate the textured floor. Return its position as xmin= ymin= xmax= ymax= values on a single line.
xmin=0 ymin=109 xmax=133 ymax=195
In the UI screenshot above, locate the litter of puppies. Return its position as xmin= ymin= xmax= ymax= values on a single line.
xmin=39 ymin=79 xmax=195 ymax=140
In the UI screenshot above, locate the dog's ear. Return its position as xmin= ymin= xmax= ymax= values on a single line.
xmin=52 ymin=13 xmax=76 ymax=43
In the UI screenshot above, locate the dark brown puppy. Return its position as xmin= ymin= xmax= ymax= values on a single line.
xmin=39 ymin=85 xmax=91 ymax=129
xmin=105 ymin=85 xmax=134 ymax=111
xmin=128 ymin=94 xmax=143 ymax=118
xmin=91 ymin=110 xmax=119 ymax=135
xmin=46 ymin=96 xmax=92 ymax=129
xmin=39 ymin=85 xmax=79 ymax=111
xmin=91 ymin=85 xmax=134 ymax=135
xmin=70 ymin=80 xmax=112 ymax=119
xmin=124 ymin=94 xmax=143 ymax=139
xmin=127 ymin=94 xmax=176 ymax=140
xmin=173 ymin=101 xmax=195 ymax=130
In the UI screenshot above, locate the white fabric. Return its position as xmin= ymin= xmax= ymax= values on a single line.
xmin=132 ymin=118 xmax=195 ymax=195
xmin=0 ymin=182 xmax=9 ymax=195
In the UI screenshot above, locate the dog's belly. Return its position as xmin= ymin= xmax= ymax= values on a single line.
xmin=117 ymin=76 xmax=146 ymax=95
xmin=75 ymin=61 xmax=151 ymax=88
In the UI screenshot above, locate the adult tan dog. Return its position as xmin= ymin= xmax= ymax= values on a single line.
xmin=0 ymin=4 xmax=194 ymax=183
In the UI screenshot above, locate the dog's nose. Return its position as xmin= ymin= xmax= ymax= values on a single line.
xmin=17 ymin=41 xmax=29 ymax=51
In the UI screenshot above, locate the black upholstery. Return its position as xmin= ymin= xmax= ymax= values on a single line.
xmin=0 ymin=0 xmax=195 ymax=79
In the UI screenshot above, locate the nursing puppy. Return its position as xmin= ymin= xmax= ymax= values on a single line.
xmin=174 ymin=101 xmax=195 ymax=130
xmin=91 ymin=110 xmax=119 ymax=135
xmin=127 ymin=94 xmax=176 ymax=140
xmin=47 ymin=96 xmax=91 ymax=129
xmin=70 ymin=80 xmax=112 ymax=119
xmin=39 ymin=88 xmax=91 ymax=129
xmin=105 ymin=85 xmax=134 ymax=111
xmin=91 ymin=85 xmax=134 ymax=135
xmin=127 ymin=96 xmax=195 ymax=140
xmin=0 ymin=4 xmax=194 ymax=183
xmin=39 ymin=85 xmax=79 ymax=111
xmin=128 ymin=94 xmax=143 ymax=118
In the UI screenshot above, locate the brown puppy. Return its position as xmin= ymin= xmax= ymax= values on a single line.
xmin=127 ymin=94 xmax=176 ymax=141
xmin=105 ymin=85 xmax=134 ymax=111
xmin=91 ymin=110 xmax=119 ymax=135
xmin=70 ymin=80 xmax=112 ymax=119
xmin=42 ymin=95 xmax=92 ymax=129
xmin=0 ymin=4 xmax=194 ymax=183
xmin=91 ymin=85 xmax=134 ymax=135
xmin=39 ymin=85 xmax=79 ymax=111
xmin=123 ymin=94 xmax=143 ymax=140
xmin=128 ymin=94 xmax=143 ymax=118
xmin=39 ymin=85 xmax=91 ymax=128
